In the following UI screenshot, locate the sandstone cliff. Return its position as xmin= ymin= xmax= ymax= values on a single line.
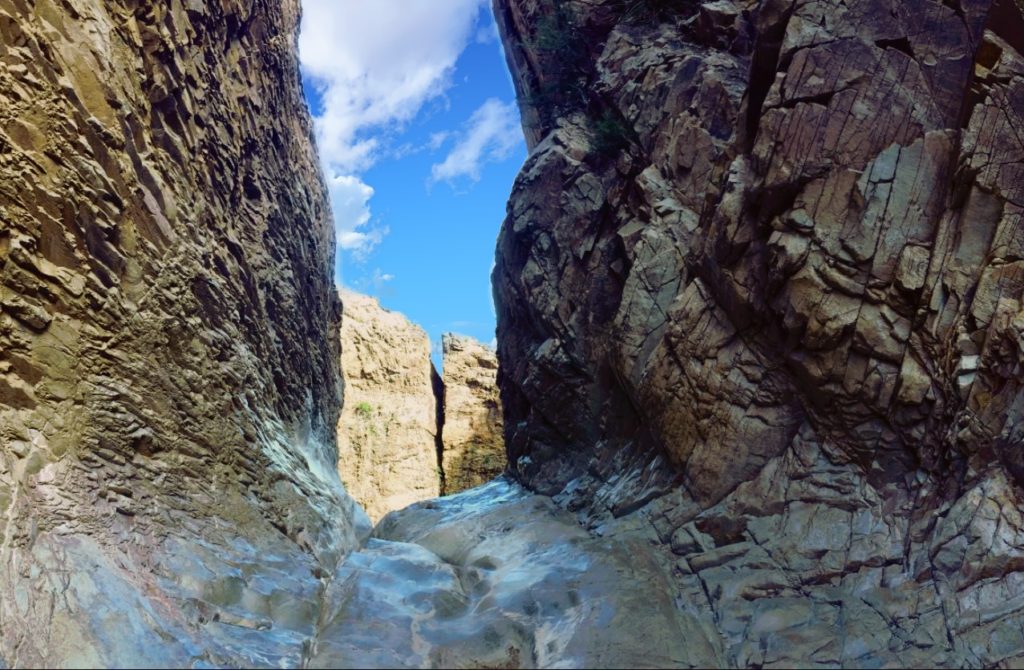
xmin=440 ymin=333 xmax=505 ymax=494
xmin=335 ymin=293 xmax=504 ymax=514
xmin=337 ymin=291 xmax=441 ymax=522
xmin=492 ymin=0 xmax=1024 ymax=664
xmin=0 ymin=1 xmax=365 ymax=665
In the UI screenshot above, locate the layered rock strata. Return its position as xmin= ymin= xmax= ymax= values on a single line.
xmin=492 ymin=0 xmax=1024 ymax=665
xmin=336 ymin=291 xmax=441 ymax=522
xmin=440 ymin=333 xmax=505 ymax=494
xmin=0 ymin=1 xmax=365 ymax=665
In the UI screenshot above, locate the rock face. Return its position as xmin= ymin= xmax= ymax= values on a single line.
xmin=335 ymin=295 xmax=504 ymax=514
xmin=440 ymin=333 xmax=505 ymax=494
xmin=0 ymin=1 xmax=366 ymax=665
xmin=337 ymin=291 xmax=441 ymax=522
xmin=492 ymin=0 xmax=1024 ymax=665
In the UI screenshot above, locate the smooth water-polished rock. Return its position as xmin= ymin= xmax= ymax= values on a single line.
xmin=311 ymin=479 xmax=717 ymax=669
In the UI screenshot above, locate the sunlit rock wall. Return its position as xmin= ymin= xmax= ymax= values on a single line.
xmin=0 ymin=1 xmax=364 ymax=665
xmin=335 ymin=296 xmax=506 ymax=513
xmin=337 ymin=290 xmax=441 ymax=522
xmin=441 ymin=333 xmax=505 ymax=494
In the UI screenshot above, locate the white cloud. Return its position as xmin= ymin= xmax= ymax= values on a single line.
xmin=299 ymin=0 xmax=487 ymax=258
xmin=428 ymin=131 xmax=451 ymax=150
xmin=300 ymin=0 xmax=486 ymax=174
xmin=474 ymin=14 xmax=500 ymax=44
xmin=430 ymin=98 xmax=522 ymax=185
xmin=326 ymin=174 xmax=381 ymax=254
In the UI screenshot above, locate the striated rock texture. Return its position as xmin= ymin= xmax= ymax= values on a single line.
xmin=337 ymin=290 xmax=441 ymax=523
xmin=0 ymin=1 xmax=366 ymax=665
xmin=440 ymin=333 xmax=505 ymax=494
xmin=493 ymin=0 xmax=1024 ymax=665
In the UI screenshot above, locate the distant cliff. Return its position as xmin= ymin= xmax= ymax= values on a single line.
xmin=336 ymin=291 xmax=441 ymax=522
xmin=440 ymin=333 xmax=505 ymax=494
xmin=336 ymin=293 xmax=504 ymax=520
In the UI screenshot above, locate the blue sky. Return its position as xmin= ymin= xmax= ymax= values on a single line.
xmin=298 ymin=1 xmax=526 ymax=359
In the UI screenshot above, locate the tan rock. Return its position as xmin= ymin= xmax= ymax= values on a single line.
xmin=441 ymin=333 xmax=505 ymax=493
xmin=337 ymin=291 xmax=441 ymax=522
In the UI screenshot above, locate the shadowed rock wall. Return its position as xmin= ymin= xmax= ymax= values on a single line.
xmin=492 ymin=0 xmax=1024 ymax=664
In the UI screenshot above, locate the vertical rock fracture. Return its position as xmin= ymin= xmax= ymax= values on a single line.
xmin=335 ymin=293 xmax=505 ymax=519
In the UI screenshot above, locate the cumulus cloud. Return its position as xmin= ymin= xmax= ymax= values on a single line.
xmin=300 ymin=0 xmax=486 ymax=173
xmin=327 ymin=174 xmax=386 ymax=257
xmin=299 ymin=0 xmax=486 ymax=257
xmin=430 ymin=98 xmax=522 ymax=185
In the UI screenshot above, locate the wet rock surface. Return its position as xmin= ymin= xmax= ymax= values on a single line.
xmin=441 ymin=333 xmax=506 ymax=494
xmin=337 ymin=291 xmax=442 ymax=523
xmin=492 ymin=0 xmax=1024 ymax=665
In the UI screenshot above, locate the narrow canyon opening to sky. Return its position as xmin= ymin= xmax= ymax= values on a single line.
xmin=298 ymin=0 xmax=526 ymax=360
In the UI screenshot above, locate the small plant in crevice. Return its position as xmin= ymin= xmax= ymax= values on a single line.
xmin=520 ymin=5 xmax=591 ymax=128
xmin=354 ymin=401 xmax=374 ymax=418
xmin=590 ymin=109 xmax=634 ymax=158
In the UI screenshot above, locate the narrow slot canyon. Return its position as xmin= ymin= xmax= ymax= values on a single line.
xmin=0 ymin=0 xmax=1023 ymax=667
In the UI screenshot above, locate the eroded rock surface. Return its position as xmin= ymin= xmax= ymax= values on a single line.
xmin=311 ymin=479 xmax=707 ymax=669
xmin=0 ymin=1 xmax=365 ymax=665
xmin=337 ymin=290 xmax=441 ymax=523
xmin=441 ymin=333 xmax=505 ymax=494
xmin=492 ymin=0 xmax=1024 ymax=665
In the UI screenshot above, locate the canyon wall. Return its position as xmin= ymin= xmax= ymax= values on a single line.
xmin=492 ymin=0 xmax=1024 ymax=665
xmin=4 ymin=0 xmax=1024 ymax=666
xmin=0 ymin=1 xmax=366 ymax=665
xmin=335 ymin=294 xmax=504 ymax=515
xmin=336 ymin=290 xmax=441 ymax=522
xmin=441 ymin=333 xmax=505 ymax=494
